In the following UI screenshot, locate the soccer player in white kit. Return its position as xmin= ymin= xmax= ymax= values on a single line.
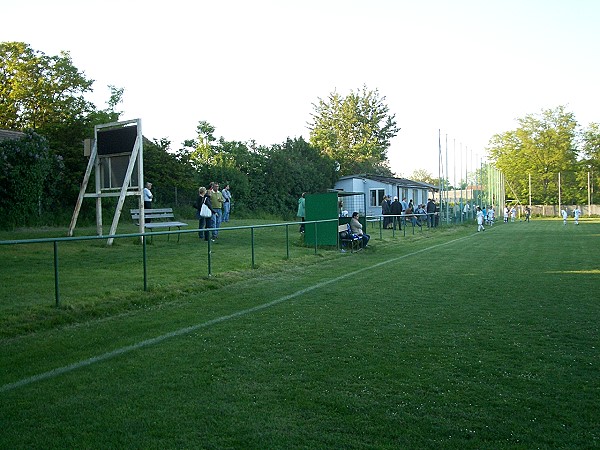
xmin=561 ymin=208 xmax=568 ymax=225
xmin=487 ymin=207 xmax=495 ymax=226
xmin=476 ymin=206 xmax=485 ymax=232
xmin=573 ymin=206 xmax=581 ymax=225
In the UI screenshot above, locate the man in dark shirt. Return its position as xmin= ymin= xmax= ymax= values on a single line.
xmin=426 ymin=198 xmax=436 ymax=228
xmin=390 ymin=196 xmax=403 ymax=230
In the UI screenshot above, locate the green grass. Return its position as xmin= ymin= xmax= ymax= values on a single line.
xmin=1 ymin=218 xmax=599 ymax=448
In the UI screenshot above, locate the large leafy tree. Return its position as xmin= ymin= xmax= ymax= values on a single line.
xmin=580 ymin=123 xmax=600 ymax=203
xmin=182 ymin=121 xmax=338 ymax=217
xmin=0 ymin=42 xmax=122 ymax=213
xmin=258 ymin=137 xmax=338 ymax=216
xmin=308 ymin=85 xmax=400 ymax=176
xmin=410 ymin=169 xmax=437 ymax=185
xmin=0 ymin=41 xmax=95 ymax=129
xmin=487 ymin=106 xmax=580 ymax=204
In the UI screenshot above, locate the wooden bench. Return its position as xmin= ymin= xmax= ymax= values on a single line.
xmin=338 ymin=224 xmax=361 ymax=253
xmin=130 ymin=208 xmax=188 ymax=242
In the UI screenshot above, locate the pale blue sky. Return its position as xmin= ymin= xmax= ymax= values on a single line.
xmin=3 ymin=0 xmax=599 ymax=181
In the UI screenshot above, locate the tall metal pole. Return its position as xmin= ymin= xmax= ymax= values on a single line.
xmin=445 ymin=134 xmax=449 ymax=224
xmin=588 ymin=171 xmax=591 ymax=216
xmin=438 ymin=129 xmax=442 ymax=211
xmin=529 ymin=173 xmax=532 ymax=207
xmin=470 ymin=147 xmax=473 ymax=210
xmin=460 ymin=142 xmax=463 ymax=222
xmin=453 ymin=138 xmax=457 ymax=223
xmin=558 ymin=172 xmax=561 ymax=213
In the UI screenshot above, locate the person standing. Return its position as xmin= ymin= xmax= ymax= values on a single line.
xmin=525 ymin=206 xmax=531 ymax=222
xmin=208 ymin=182 xmax=224 ymax=240
xmin=426 ymin=198 xmax=436 ymax=228
xmin=143 ymin=182 xmax=153 ymax=222
xmin=350 ymin=211 xmax=370 ymax=248
xmin=561 ymin=207 xmax=568 ymax=225
xmin=143 ymin=182 xmax=153 ymax=209
xmin=382 ymin=195 xmax=392 ymax=229
xmin=487 ymin=206 xmax=495 ymax=226
xmin=390 ymin=196 xmax=403 ymax=230
xmin=463 ymin=203 xmax=470 ymax=221
xmin=401 ymin=197 xmax=409 ymax=228
xmin=297 ymin=193 xmax=306 ymax=233
xmin=222 ymin=184 xmax=232 ymax=222
xmin=476 ymin=206 xmax=485 ymax=232
xmin=193 ymin=187 xmax=214 ymax=241
xmin=573 ymin=205 xmax=581 ymax=225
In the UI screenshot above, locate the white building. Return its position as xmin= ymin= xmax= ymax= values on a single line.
xmin=334 ymin=174 xmax=437 ymax=217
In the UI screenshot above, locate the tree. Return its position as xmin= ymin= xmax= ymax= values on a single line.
xmin=258 ymin=137 xmax=338 ymax=216
xmin=487 ymin=106 xmax=579 ymax=204
xmin=410 ymin=169 xmax=437 ymax=185
xmin=0 ymin=130 xmax=63 ymax=228
xmin=580 ymin=123 xmax=600 ymax=204
xmin=308 ymin=85 xmax=400 ymax=176
xmin=0 ymin=42 xmax=95 ymax=130
xmin=0 ymin=42 xmax=124 ymax=215
xmin=182 ymin=121 xmax=338 ymax=217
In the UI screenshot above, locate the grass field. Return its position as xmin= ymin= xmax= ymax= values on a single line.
xmin=1 ymin=218 xmax=599 ymax=448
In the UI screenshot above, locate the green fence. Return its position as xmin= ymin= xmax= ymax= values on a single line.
xmin=1 ymin=219 xmax=345 ymax=308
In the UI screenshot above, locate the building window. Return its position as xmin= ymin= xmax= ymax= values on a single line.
xmin=370 ymin=189 xmax=385 ymax=207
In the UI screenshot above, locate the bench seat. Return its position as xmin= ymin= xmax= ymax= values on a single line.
xmin=130 ymin=208 xmax=188 ymax=242
xmin=338 ymin=224 xmax=361 ymax=253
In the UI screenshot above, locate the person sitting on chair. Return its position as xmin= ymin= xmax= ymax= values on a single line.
xmin=350 ymin=211 xmax=370 ymax=248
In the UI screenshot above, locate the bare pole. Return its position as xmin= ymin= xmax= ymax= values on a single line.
xmin=453 ymin=138 xmax=457 ymax=222
xmin=438 ymin=129 xmax=442 ymax=211
xmin=588 ymin=171 xmax=592 ymax=216
xmin=558 ymin=172 xmax=562 ymax=214
xmin=470 ymin=146 xmax=473 ymax=209
xmin=528 ymin=173 xmax=532 ymax=207
xmin=445 ymin=134 xmax=449 ymax=224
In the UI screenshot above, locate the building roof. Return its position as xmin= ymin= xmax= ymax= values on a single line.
xmin=0 ymin=129 xmax=26 ymax=142
xmin=339 ymin=173 xmax=439 ymax=191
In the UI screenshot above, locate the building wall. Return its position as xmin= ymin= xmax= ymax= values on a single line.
xmin=334 ymin=178 xmax=432 ymax=217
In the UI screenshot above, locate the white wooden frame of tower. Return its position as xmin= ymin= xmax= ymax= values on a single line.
xmin=68 ymin=119 xmax=144 ymax=245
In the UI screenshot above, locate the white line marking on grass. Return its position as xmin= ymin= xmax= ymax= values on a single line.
xmin=1 ymin=234 xmax=471 ymax=394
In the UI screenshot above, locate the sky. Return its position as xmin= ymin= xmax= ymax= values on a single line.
xmin=3 ymin=0 xmax=600 ymax=183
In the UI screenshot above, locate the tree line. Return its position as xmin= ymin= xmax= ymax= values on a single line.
xmin=0 ymin=42 xmax=400 ymax=229
xmin=2 ymin=42 xmax=597 ymax=229
xmin=487 ymin=105 xmax=599 ymax=206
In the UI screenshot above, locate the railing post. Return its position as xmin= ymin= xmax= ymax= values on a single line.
xmin=314 ymin=221 xmax=318 ymax=255
xmin=143 ymin=235 xmax=148 ymax=291
xmin=207 ymin=238 xmax=212 ymax=276
xmin=53 ymin=241 xmax=60 ymax=307
xmin=285 ymin=224 xmax=289 ymax=259
xmin=251 ymin=227 xmax=256 ymax=269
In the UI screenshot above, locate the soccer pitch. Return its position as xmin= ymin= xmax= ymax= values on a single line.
xmin=1 ymin=219 xmax=599 ymax=448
